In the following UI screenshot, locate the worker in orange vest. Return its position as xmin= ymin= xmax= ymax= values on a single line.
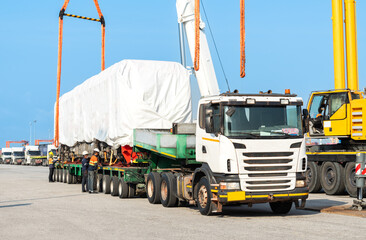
xmin=48 ymin=151 xmax=56 ymax=182
xmin=88 ymin=148 xmax=99 ymax=193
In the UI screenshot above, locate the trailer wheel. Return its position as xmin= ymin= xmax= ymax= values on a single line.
xmin=63 ymin=170 xmax=67 ymax=183
xmin=118 ymin=179 xmax=129 ymax=198
xmin=320 ymin=162 xmax=345 ymax=195
xmin=67 ymin=171 xmax=72 ymax=184
xmin=96 ymin=174 xmax=103 ymax=192
xmin=128 ymin=183 xmax=136 ymax=198
xmin=103 ymin=175 xmax=111 ymax=194
xmin=56 ymin=169 xmax=60 ymax=182
xmin=110 ymin=176 xmax=119 ymax=196
xmin=197 ymin=177 xmax=213 ymax=215
xmin=269 ymin=201 xmax=293 ymax=214
xmin=60 ymin=169 xmax=64 ymax=182
xmin=72 ymin=174 xmax=77 ymax=184
xmin=146 ymin=172 xmax=161 ymax=204
xmin=160 ymin=172 xmax=178 ymax=207
xmin=306 ymin=162 xmax=322 ymax=193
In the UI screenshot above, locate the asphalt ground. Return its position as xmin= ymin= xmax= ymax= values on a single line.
xmin=1 ymin=164 xmax=365 ymax=240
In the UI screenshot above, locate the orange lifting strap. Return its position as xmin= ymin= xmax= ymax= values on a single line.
xmin=240 ymin=0 xmax=246 ymax=78
xmin=55 ymin=0 xmax=105 ymax=147
xmin=194 ymin=0 xmax=200 ymax=71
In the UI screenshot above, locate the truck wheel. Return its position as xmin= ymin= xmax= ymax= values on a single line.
xmin=110 ymin=176 xmax=119 ymax=196
xmin=269 ymin=201 xmax=293 ymax=214
xmin=96 ymin=174 xmax=103 ymax=192
xmin=103 ymin=175 xmax=111 ymax=194
xmin=320 ymin=162 xmax=345 ymax=195
xmin=197 ymin=177 xmax=213 ymax=215
xmin=344 ymin=162 xmax=366 ymax=197
xmin=306 ymin=162 xmax=322 ymax=193
xmin=60 ymin=169 xmax=64 ymax=182
xmin=160 ymin=172 xmax=178 ymax=207
xmin=56 ymin=169 xmax=60 ymax=182
xmin=128 ymin=183 xmax=136 ymax=198
xmin=146 ymin=172 xmax=161 ymax=204
xmin=67 ymin=171 xmax=72 ymax=184
xmin=118 ymin=179 xmax=129 ymax=198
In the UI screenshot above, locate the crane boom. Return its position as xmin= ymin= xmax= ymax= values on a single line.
xmin=176 ymin=0 xmax=220 ymax=97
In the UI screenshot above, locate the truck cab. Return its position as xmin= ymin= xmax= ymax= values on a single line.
xmin=25 ymin=146 xmax=41 ymax=165
xmin=194 ymin=93 xmax=307 ymax=209
xmin=11 ymin=147 xmax=25 ymax=165
xmin=2 ymin=148 xmax=12 ymax=164
xmin=305 ymin=90 xmax=365 ymax=140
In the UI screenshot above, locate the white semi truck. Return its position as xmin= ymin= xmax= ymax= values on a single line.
xmin=11 ymin=147 xmax=25 ymax=165
xmin=25 ymin=146 xmax=42 ymax=165
xmin=53 ymin=0 xmax=309 ymax=216
xmin=2 ymin=148 xmax=12 ymax=164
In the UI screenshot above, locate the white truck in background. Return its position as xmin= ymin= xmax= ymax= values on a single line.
xmin=11 ymin=147 xmax=25 ymax=165
xmin=25 ymin=146 xmax=42 ymax=165
xmin=2 ymin=148 xmax=12 ymax=164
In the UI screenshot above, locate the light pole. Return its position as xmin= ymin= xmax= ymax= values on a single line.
xmin=33 ymin=120 xmax=37 ymax=144
xmin=29 ymin=122 xmax=32 ymax=144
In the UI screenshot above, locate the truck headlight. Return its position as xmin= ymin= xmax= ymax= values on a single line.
xmin=296 ymin=180 xmax=306 ymax=188
xmin=220 ymin=182 xmax=240 ymax=190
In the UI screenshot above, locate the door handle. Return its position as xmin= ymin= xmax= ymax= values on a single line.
xmin=202 ymin=145 xmax=207 ymax=154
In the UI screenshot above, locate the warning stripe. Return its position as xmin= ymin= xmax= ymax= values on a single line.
xmin=362 ymin=168 xmax=366 ymax=176
xmin=64 ymin=13 xmax=101 ymax=22
xmin=356 ymin=163 xmax=361 ymax=175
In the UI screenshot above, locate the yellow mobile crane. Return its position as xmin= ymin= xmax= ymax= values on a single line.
xmin=304 ymin=0 xmax=364 ymax=197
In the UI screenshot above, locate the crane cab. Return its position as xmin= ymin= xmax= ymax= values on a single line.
xmin=305 ymin=89 xmax=365 ymax=140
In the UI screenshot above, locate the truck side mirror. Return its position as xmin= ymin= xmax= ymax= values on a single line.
xmin=302 ymin=108 xmax=309 ymax=133
xmin=205 ymin=109 xmax=214 ymax=133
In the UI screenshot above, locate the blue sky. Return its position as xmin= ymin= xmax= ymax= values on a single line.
xmin=0 ymin=0 xmax=365 ymax=147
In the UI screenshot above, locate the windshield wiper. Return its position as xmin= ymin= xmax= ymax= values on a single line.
xmin=231 ymin=132 xmax=260 ymax=138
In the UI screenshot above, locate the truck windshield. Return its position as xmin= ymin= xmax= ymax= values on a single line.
xmin=13 ymin=152 xmax=25 ymax=156
xmin=28 ymin=151 xmax=41 ymax=156
xmin=223 ymin=105 xmax=303 ymax=138
xmin=3 ymin=152 xmax=11 ymax=156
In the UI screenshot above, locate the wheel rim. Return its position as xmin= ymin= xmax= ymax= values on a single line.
xmin=349 ymin=167 xmax=356 ymax=187
xmin=306 ymin=167 xmax=312 ymax=184
xmin=119 ymin=182 xmax=122 ymax=195
xmin=147 ymin=179 xmax=154 ymax=198
xmin=325 ymin=166 xmax=335 ymax=186
xmin=161 ymin=180 xmax=168 ymax=201
xmin=198 ymin=185 xmax=208 ymax=208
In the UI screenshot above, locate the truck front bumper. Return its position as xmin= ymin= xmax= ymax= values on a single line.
xmin=213 ymin=187 xmax=309 ymax=205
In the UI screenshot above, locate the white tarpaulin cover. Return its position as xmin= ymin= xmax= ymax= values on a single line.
xmin=57 ymin=60 xmax=192 ymax=148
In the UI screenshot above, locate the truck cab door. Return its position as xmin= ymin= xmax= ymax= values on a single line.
xmin=196 ymin=103 xmax=220 ymax=170
xmin=308 ymin=92 xmax=349 ymax=137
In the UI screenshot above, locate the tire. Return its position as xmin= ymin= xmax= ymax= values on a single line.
xmin=63 ymin=169 xmax=67 ymax=183
xmin=110 ymin=176 xmax=119 ymax=196
xmin=269 ymin=201 xmax=293 ymax=214
xmin=118 ymin=179 xmax=129 ymax=199
xmin=67 ymin=171 xmax=72 ymax=184
xmin=344 ymin=162 xmax=366 ymax=197
xmin=72 ymin=174 xmax=77 ymax=184
xmin=146 ymin=172 xmax=161 ymax=204
xmin=96 ymin=174 xmax=103 ymax=192
xmin=103 ymin=175 xmax=111 ymax=194
xmin=56 ymin=169 xmax=60 ymax=182
xmin=59 ymin=169 xmax=64 ymax=182
xmin=53 ymin=169 xmax=57 ymax=182
xmin=160 ymin=172 xmax=178 ymax=207
xmin=196 ymin=177 xmax=213 ymax=216
xmin=320 ymin=162 xmax=345 ymax=195
xmin=128 ymin=183 xmax=136 ymax=198
xmin=306 ymin=162 xmax=322 ymax=193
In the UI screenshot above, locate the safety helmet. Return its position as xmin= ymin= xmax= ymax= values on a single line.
xmin=82 ymin=151 xmax=88 ymax=156
xmin=49 ymin=152 xmax=54 ymax=156
xmin=93 ymin=148 xmax=100 ymax=153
